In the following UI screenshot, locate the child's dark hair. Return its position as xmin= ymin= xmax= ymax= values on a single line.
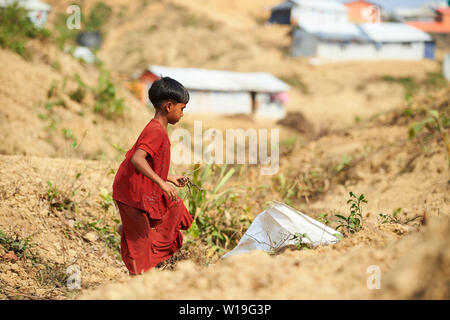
xmin=148 ymin=76 xmax=189 ymax=109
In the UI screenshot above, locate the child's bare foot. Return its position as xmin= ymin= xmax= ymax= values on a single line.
xmin=116 ymin=224 xmax=123 ymax=235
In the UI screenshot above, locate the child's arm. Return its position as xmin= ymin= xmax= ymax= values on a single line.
xmin=131 ymin=149 xmax=178 ymax=201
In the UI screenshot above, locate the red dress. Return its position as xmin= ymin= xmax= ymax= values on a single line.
xmin=112 ymin=119 xmax=193 ymax=275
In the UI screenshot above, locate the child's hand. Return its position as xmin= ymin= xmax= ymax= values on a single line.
xmin=167 ymin=175 xmax=187 ymax=187
xmin=160 ymin=182 xmax=178 ymax=201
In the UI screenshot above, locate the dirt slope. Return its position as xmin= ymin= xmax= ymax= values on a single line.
xmin=77 ymin=87 xmax=449 ymax=300
xmin=0 ymin=45 xmax=151 ymax=160
xmin=0 ymin=155 xmax=128 ymax=299
xmin=1 ymin=87 xmax=448 ymax=298
xmin=79 ymin=216 xmax=449 ymax=300
xmin=1 ymin=0 xmax=449 ymax=300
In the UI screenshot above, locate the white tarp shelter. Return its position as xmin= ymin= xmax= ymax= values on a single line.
xmin=143 ymin=66 xmax=290 ymax=119
xmin=222 ymin=201 xmax=341 ymax=259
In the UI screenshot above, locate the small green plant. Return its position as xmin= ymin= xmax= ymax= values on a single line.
xmin=279 ymin=74 xmax=310 ymax=94
xmin=424 ymin=64 xmax=447 ymax=90
xmin=335 ymin=192 xmax=367 ymax=234
xmin=273 ymin=173 xmax=297 ymax=205
xmin=54 ymin=12 xmax=77 ymax=49
xmin=317 ymin=213 xmax=329 ymax=225
xmin=75 ymin=219 xmax=120 ymax=253
xmin=47 ymin=81 xmax=58 ymax=98
xmin=0 ymin=230 xmax=32 ymax=258
xmin=99 ymin=188 xmax=113 ymax=212
xmin=379 ymin=208 xmax=402 ymax=224
xmin=61 ymin=128 xmax=78 ymax=148
xmin=290 ymin=232 xmax=312 ymax=251
xmin=93 ymin=70 xmax=125 ymax=119
xmin=408 ymin=109 xmax=450 ymax=168
xmin=69 ymin=75 xmax=87 ymax=103
xmin=85 ymin=2 xmax=112 ymax=33
xmin=180 ymin=163 xmax=252 ymax=258
xmin=378 ymin=208 xmax=423 ymax=225
xmin=46 ymin=181 xmax=76 ymax=211
xmin=336 ymin=155 xmax=353 ymax=173
xmin=112 ymin=143 xmax=127 ymax=155
xmin=378 ymin=75 xmax=418 ymax=105
xmin=45 ymin=170 xmax=83 ymax=212
xmin=280 ymin=137 xmax=296 ymax=156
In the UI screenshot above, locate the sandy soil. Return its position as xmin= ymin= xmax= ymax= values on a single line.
xmin=79 ymin=217 xmax=450 ymax=299
xmin=0 ymin=0 xmax=449 ymax=300
xmin=1 ymin=86 xmax=448 ymax=298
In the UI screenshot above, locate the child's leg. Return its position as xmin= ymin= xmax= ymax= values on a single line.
xmin=116 ymin=224 xmax=123 ymax=235
xmin=115 ymin=201 xmax=153 ymax=275
xmin=150 ymin=199 xmax=193 ymax=265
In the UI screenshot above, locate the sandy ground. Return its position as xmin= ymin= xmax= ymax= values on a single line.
xmin=1 ymin=86 xmax=448 ymax=298
xmin=0 ymin=0 xmax=449 ymax=300
xmin=79 ymin=217 xmax=450 ymax=299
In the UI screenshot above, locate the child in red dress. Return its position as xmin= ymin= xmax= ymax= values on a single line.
xmin=112 ymin=77 xmax=193 ymax=275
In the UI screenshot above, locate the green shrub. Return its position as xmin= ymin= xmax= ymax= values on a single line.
xmin=54 ymin=12 xmax=77 ymax=50
xmin=93 ymin=70 xmax=125 ymax=119
xmin=69 ymin=74 xmax=87 ymax=103
xmin=85 ymin=2 xmax=112 ymax=32
xmin=180 ymin=163 xmax=253 ymax=257
xmin=0 ymin=230 xmax=32 ymax=258
xmin=378 ymin=75 xmax=418 ymax=105
xmin=409 ymin=109 xmax=450 ymax=168
xmin=0 ymin=3 xmax=50 ymax=58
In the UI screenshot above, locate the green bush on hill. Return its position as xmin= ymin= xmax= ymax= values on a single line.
xmin=0 ymin=3 xmax=50 ymax=58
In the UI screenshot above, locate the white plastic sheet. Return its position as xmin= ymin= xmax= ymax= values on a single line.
xmin=222 ymin=201 xmax=341 ymax=259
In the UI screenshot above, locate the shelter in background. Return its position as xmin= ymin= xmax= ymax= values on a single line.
xmin=132 ymin=66 xmax=290 ymax=119
xmin=0 ymin=0 xmax=51 ymax=27
xmin=268 ymin=0 xmax=349 ymax=25
xmin=292 ymin=21 xmax=433 ymax=60
xmin=407 ymin=7 xmax=450 ymax=33
xmin=344 ymin=1 xmax=382 ymax=23
xmin=287 ymin=0 xmax=434 ymax=60
xmin=290 ymin=0 xmax=349 ymax=25
xmin=392 ymin=6 xmax=437 ymax=22
xmin=406 ymin=7 xmax=450 ymax=50
xmin=268 ymin=1 xmax=295 ymax=25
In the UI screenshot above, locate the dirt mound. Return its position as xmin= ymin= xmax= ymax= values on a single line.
xmin=378 ymin=217 xmax=450 ymax=299
xmin=276 ymin=111 xmax=314 ymax=135
xmin=0 ymin=155 xmax=128 ymax=299
xmin=0 ymin=45 xmax=151 ymax=160
xmin=79 ymin=217 xmax=448 ymax=299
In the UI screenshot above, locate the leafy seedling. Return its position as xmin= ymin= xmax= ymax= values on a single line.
xmin=335 ymin=191 xmax=367 ymax=234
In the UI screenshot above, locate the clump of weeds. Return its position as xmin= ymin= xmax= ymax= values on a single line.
xmin=378 ymin=208 xmax=423 ymax=225
xmin=334 ymin=191 xmax=367 ymax=235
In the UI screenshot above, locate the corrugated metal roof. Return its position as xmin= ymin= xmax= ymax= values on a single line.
xmin=298 ymin=20 xmax=369 ymax=41
xmin=297 ymin=19 xmax=432 ymax=43
xmin=360 ymin=22 xmax=432 ymax=42
xmin=0 ymin=0 xmax=51 ymax=11
xmin=291 ymin=0 xmax=347 ymax=12
xmin=147 ymin=66 xmax=290 ymax=93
